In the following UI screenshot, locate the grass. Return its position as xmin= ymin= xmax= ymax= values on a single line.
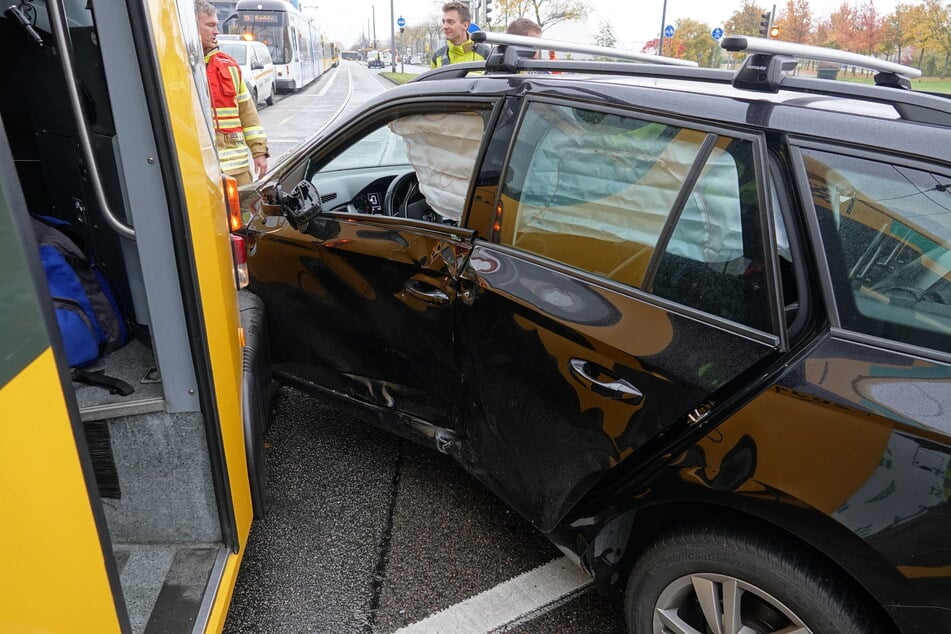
xmin=804 ymin=71 xmax=951 ymax=93
xmin=380 ymin=72 xmax=416 ymax=85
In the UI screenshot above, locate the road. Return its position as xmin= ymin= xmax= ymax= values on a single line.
xmin=224 ymin=61 xmax=628 ymax=633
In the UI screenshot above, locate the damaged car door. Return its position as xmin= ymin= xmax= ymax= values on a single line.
xmin=244 ymin=103 xmax=493 ymax=442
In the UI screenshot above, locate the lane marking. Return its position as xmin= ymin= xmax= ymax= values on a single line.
xmin=395 ymin=556 xmax=593 ymax=633
xmin=318 ymin=66 xmax=338 ymax=97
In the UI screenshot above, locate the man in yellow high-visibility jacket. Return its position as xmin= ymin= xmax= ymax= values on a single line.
xmin=430 ymin=2 xmax=491 ymax=69
xmin=196 ymin=0 xmax=268 ymax=185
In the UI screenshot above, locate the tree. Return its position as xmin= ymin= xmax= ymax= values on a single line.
xmin=772 ymin=0 xmax=813 ymax=43
xmin=724 ymin=0 xmax=769 ymax=37
xmin=666 ymin=18 xmax=714 ymax=65
xmin=852 ymin=1 xmax=885 ymax=56
xmin=883 ymin=4 xmax=916 ymax=62
xmin=917 ymin=0 xmax=951 ymax=76
xmin=813 ymin=4 xmax=855 ymax=49
xmin=594 ymin=20 xmax=616 ymax=49
xmin=496 ymin=0 xmax=587 ymax=30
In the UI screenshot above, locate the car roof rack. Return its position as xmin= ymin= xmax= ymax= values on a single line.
xmin=472 ymin=30 xmax=698 ymax=73
xmin=410 ymin=32 xmax=951 ymax=127
xmin=721 ymin=35 xmax=921 ymax=92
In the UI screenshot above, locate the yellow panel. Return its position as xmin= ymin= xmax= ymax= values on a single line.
xmin=147 ymin=8 xmax=254 ymax=627
xmin=0 ymin=349 xmax=121 ymax=633
xmin=148 ymin=0 xmax=253 ymax=533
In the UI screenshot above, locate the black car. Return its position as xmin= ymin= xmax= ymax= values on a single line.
xmin=241 ymin=33 xmax=951 ymax=633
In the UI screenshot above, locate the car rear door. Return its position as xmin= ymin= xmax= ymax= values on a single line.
xmin=455 ymin=98 xmax=790 ymax=530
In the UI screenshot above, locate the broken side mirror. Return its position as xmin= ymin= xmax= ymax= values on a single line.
xmin=277 ymin=179 xmax=323 ymax=230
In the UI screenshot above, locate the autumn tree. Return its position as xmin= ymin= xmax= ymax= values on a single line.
xmin=883 ymin=3 xmax=917 ymax=62
xmin=724 ymin=0 xmax=769 ymax=37
xmin=496 ymin=0 xmax=587 ymax=30
xmin=666 ymin=18 xmax=715 ymax=65
xmin=916 ymin=0 xmax=951 ymax=75
xmin=813 ymin=4 xmax=854 ymax=49
xmin=851 ymin=1 xmax=885 ymax=56
xmin=772 ymin=0 xmax=813 ymax=43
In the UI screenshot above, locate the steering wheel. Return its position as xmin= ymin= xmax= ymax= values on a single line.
xmin=383 ymin=170 xmax=419 ymax=218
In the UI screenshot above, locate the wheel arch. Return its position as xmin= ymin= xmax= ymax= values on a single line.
xmin=577 ymin=498 xmax=900 ymax=632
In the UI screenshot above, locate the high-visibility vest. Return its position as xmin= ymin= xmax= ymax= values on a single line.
xmin=204 ymin=50 xmax=267 ymax=174
xmin=430 ymin=40 xmax=491 ymax=68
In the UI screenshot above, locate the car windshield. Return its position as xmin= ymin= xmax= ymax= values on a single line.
xmin=219 ymin=42 xmax=247 ymax=65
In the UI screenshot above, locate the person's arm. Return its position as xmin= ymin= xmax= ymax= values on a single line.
xmin=235 ymin=77 xmax=269 ymax=177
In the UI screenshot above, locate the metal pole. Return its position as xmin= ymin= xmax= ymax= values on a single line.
xmin=372 ymin=5 xmax=377 ymax=49
xmin=400 ymin=29 xmax=404 ymax=72
xmin=658 ymin=0 xmax=667 ymax=56
xmin=390 ymin=0 xmax=396 ymax=72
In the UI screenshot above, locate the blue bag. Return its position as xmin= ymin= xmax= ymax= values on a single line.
xmin=32 ymin=216 xmax=128 ymax=367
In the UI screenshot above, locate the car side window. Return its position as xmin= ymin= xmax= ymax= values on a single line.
xmin=802 ymin=149 xmax=951 ymax=352
xmin=306 ymin=108 xmax=489 ymax=223
xmin=259 ymin=45 xmax=272 ymax=65
xmin=499 ymin=101 xmax=771 ymax=331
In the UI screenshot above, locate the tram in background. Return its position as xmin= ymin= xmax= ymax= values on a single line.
xmin=230 ymin=0 xmax=327 ymax=91
xmin=211 ymin=0 xmax=236 ymax=21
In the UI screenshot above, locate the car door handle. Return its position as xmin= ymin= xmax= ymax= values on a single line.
xmin=404 ymin=280 xmax=450 ymax=305
xmin=569 ymin=358 xmax=643 ymax=404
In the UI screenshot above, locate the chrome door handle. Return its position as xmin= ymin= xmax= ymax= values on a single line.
xmin=569 ymin=358 xmax=643 ymax=404
xmin=405 ymin=281 xmax=450 ymax=305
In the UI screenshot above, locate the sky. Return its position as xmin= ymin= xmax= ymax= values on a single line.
xmin=302 ymin=0 xmax=904 ymax=51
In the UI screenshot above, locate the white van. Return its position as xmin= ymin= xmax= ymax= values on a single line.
xmin=219 ymin=37 xmax=277 ymax=107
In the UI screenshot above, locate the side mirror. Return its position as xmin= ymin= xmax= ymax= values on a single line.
xmin=277 ymin=180 xmax=323 ymax=230
xmin=251 ymin=61 xmax=264 ymax=70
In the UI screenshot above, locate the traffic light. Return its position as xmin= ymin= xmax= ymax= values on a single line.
xmin=758 ymin=11 xmax=771 ymax=37
xmin=485 ymin=0 xmax=493 ymax=23
xmin=769 ymin=25 xmax=780 ymax=38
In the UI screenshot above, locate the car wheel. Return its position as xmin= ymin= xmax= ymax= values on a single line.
xmin=625 ymin=522 xmax=886 ymax=634
xmin=266 ymin=83 xmax=275 ymax=106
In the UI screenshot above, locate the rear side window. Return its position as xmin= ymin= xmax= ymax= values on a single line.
xmin=499 ymin=101 xmax=771 ymax=331
xmin=802 ymin=149 xmax=951 ymax=352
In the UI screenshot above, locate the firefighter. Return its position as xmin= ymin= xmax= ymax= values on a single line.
xmin=195 ymin=0 xmax=268 ymax=185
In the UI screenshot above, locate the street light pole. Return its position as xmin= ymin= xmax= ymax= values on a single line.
xmin=390 ymin=0 xmax=396 ymax=72
xmin=658 ymin=0 xmax=667 ymax=56
xmin=372 ymin=5 xmax=377 ymax=49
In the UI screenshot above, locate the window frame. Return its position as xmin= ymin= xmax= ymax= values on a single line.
xmin=790 ymin=139 xmax=951 ymax=364
xmin=488 ymin=94 xmax=785 ymax=343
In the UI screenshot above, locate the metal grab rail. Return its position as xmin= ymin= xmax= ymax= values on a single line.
xmin=47 ymin=0 xmax=135 ymax=239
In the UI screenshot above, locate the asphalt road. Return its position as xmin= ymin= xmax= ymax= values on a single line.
xmin=224 ymin=62 xmax=628 ymax=633
xmin=224 ymin=387 xmax=627 ymax=633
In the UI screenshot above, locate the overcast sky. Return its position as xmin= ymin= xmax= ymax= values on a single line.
xmin=301 ymin=0 xmax=904 ymax=50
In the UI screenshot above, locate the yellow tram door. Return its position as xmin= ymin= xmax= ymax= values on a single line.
xmin=0 ymin=122 xmax=126 ymax=632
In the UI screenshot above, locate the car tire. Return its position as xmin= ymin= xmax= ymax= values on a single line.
xmin=624 ymin=521 xmax=887 ymax=634
xmin=251 ymin=87 xmax=259 ymax=106
xmin=266 ymin=84 xmax=275 ymax=106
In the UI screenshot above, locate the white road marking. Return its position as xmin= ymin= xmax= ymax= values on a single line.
xmin=395 ymin=556 xmax=593 ymax=633
xmin=318 ymin=66 xmax=338 ymax=97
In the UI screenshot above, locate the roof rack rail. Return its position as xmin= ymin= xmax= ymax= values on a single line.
xmin=721 ymin=35 xmax=921 ymax=92
xmin=471 ymin=31 xmax=698 ymax=73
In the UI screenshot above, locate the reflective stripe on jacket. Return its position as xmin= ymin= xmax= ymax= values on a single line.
xmin=430 ymin=40 xmax=491 ymax=68
xmin=204 ymin=49 xmax=268 ymax=174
